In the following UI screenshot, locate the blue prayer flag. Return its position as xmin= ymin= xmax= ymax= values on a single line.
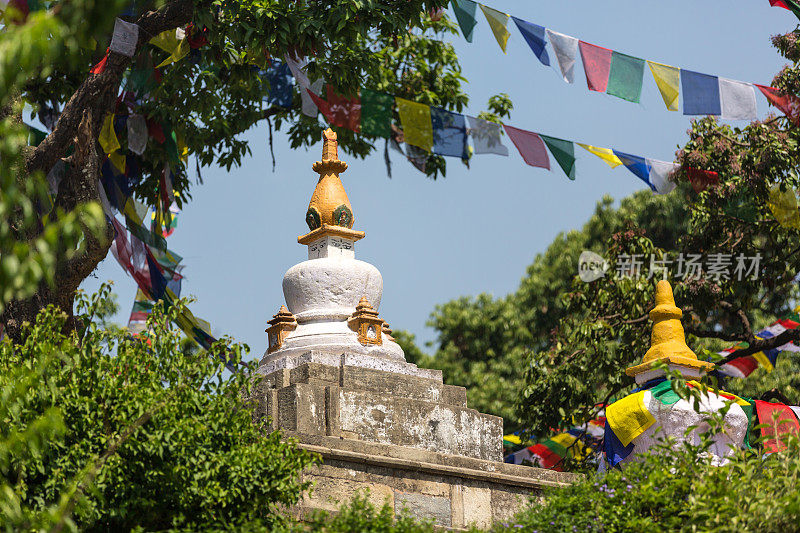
xmin=681 ymin=70 xmax=721 ymax=116
xmin=512 ymin=17 xmax=550 ymax=66
xmin=260 ymin=61 xmax=293 ymax=108
xmin=613 ymin=150 xmax=654 ymax=190
xmin=431 ymin=107 xmax=468 ymax=158
xmin=603 ymin=419 xmax=634 ymax=468
xmin=147 ymin=253 xmax=169 ymax=301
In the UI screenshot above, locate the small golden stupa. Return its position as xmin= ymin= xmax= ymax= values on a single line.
xmin=625 ymin=280 xmax=714 ymax=377
xmin=299 ymin=128 xmax=365 ymax=245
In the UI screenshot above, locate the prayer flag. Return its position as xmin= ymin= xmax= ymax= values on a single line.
xmin=90 ymin=49 xmax=110 ymax=75
xmin=307 ymin=87 xmax=362 ymax=131
xmin=755 ymin=400 xmax=800 ymax=453
xmin=719 ymin=79 xmax=757 ymax=120
xmin=466 ymin=116 xmax=508 ymax=156
xmin=687 ymin=167 xmax=719 ymax=193
xmin=770 ymin=0 xmax=800 ymax=20
xmin=682 ymin=70 xmax=721 ymax=116
xmin=540 ymin=134 xmax=575 ymax=180
xmin=110 ymin=18 xmax=139 ymax=57
xmin=546 ymin=29 xmax=578 ymax=83
xmin=263 ymin=61 xmax=293 ymax=108
xmin=755 ymin=84 xmax=800 ymax=125
xmin=613 ymin=150 xmax=652 ymax=189
xmin=109 ymin=151 xmax=126 ymax=175
xmin=285 ymin=54 xmax=324 ymax=117
xmin=451 ymin=0 xmax=478 ymax=42
xmin=606 ymin=391 xmax=656 ymax=447
xmin=649 ymin=380 xmax=681 ymax=405
xmin=603 ymin=420 xmax=634 ymax=467
xmin=645 ymin=158 xmax=678 ymax=195
xmin=607 ymin=52 xmax=646 ymax=103
xmin=503 ymin=125 xmax=550 ymax=169
xmin=480 ymin=5 xmax=510 ymax=53
xmin=100 ymin=113 xmax=121 ymax=154
xmin=127 ymin=114 xmax=147 ymax=155
xmin=577 ymin=143 xmax=622 ymax=168
xmin=396 ymin=97 xmax=433 ymax=152
xmin=431 ymin=107 xmax=468 ymax=158
xmin=512 ymin=17 xmax=549 ymax=66
xmin=361 ymin=89 xmax=394 ymax=138
xmin=648 ymin=61 xmax=680 ymax=111
xmin=768 ymin=185 xmax=800 ymax=229
xmin=578 ymin=41 xmax=612 ymax=93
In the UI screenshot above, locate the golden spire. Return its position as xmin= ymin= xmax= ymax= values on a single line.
xmin=305 ymin=129 xmax=353 ymax=231
xmin=625 ymin=280 xmax=714 ymax=377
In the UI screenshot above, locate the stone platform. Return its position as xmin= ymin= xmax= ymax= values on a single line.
xmin=250 ymin=355 xmax=579 ymax=528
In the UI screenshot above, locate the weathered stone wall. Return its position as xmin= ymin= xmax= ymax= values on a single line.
xmin=291 ymin=434 xmax=577 ymax=530
xmin=249 ymin=358 xmax=579 ymax=529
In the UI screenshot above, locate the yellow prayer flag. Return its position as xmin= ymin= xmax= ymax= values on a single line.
xmin=768 ymin=185 xmax=800 ymax=230
xmin=177 ymin=132 xmax=189 ymax=164
xmin=109 ymin=151 xmax=126 ymax=174
xmin=149 ymin=29 xmax=178 ymax=53
xmin=480 ymin=4 xmax=510 ymax=53
xmin=395 ymin=97 xmax=433 ymax=152
xmin=503 ymin=434 xmax=522 ymax=445
xmin=752 ymin=351 xmax=774 ymax=372
xmin=577 ymin=143 xmax=623 ymax=168
xmin=150 ymin=29 xmax=190 ymax=68
xmin=647 ymin=61 xmax=680 ymax=112
xmin=99 ymin=113 xmax=121 ymax=154
xmin=606 ymin=391 xmax=656 ymax=447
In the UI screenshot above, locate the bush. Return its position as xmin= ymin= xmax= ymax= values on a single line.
xmin=0 ymin=286 xmax=315 ymax=531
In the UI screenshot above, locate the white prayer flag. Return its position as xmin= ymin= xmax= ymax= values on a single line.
xmin=719 ymin=78 xmax=757 ymax=121
xmin=466 ymin=115 xmax=509 ymax=156
xmin=110 ymin=18 xmax=139 ymax=57
xmin=127 ymin=114 xmax=148 ymax=155
xmin=545 ymin=29 xmax=578 ymax=83
xmin=646 ymin=159 xmax=678 ymax=195
xmin=285 ymin=54 xmax=324 ymax=118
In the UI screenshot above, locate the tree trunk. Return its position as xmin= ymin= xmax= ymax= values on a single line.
xmin=1 ymin=0 xmax=193 ymax=343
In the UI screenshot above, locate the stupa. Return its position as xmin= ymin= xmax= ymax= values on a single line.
xmin=251 ymin=129 xmax=576 ymax=528
xmin=606 ymin=280 xmax=750 ymax=467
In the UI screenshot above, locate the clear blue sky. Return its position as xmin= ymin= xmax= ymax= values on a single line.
xmin=81 ymin=1 xmax=793 ymax=362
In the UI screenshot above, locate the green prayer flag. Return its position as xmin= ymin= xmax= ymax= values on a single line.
xmin=539 ymin=134 xmax=576 ymax=180
xmin=451 ymin=0 xmax=478 ymax=42
xmin=541 ymin=439 xmax=567 ymax=457
xmin=360 ymin=89 xmax=394 ymax=138
xmin=649 ymin=380 xmax=681 ymax=406
xmin=27 ymin=126 xmax=47 ymax=147
xmin=607 ymin=52 xmax=646 ymax=103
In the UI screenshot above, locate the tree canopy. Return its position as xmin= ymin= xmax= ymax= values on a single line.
xmin=2 ymin=0 xmax=515 ymax=342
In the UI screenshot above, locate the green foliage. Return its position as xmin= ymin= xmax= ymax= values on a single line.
xmin=0 ymin=285 xmax=315 ymax=531
xmin=414 ymin=191 xmax=688 ymax=432
xmin=493 ymin=401 xmax=800 ymax=533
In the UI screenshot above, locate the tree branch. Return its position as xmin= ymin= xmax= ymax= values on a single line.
xmin=25 ymin=0 xmax=194 ymax=176
xmin=718 ymin=328 xmax=800 ymax=365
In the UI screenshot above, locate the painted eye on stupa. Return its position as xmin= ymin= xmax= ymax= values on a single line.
xmin=305 ymin=207 xmax=321 ymax=230
xmin=333 ymin=205 xmax=353 ymax=228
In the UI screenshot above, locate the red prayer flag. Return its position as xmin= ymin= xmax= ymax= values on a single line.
xmin=726 ymin=355 xmax=759 ymax=378
xmin=503 ymin=125 xmax=550 ymax=170
xmin=307 ymin=88 xmax=361 ymax=132
xmin=147 ymin=119 xmax=166 ymax=144
xmin=90 ymin=48 xmax=110 ymax=75
xmin=687 ymin=167 xmax=719 ymax=193
xmin=579 ymin=41 xmax=613 ymax=92
xmin=755 ymin=84 xmax=800 ymax=125
xmin=779 ymin=318 xmax=800 ymax=329
xmin=526 ymin=444 xmax=562 ymax=470
xmin=755 ymin=400 xmax=800 ymax=453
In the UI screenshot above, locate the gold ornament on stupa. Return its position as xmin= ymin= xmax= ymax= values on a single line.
xmin=625 ymin=280 xmax=714 ymax=377
xmin=298 ymin=129 xmax=365 ymax=245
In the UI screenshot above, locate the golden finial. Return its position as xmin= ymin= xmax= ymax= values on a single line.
xmin=625 ymin=280 xmax=714 ymax=377
xmin=304 ymin=128 xmax=353 ymax=231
